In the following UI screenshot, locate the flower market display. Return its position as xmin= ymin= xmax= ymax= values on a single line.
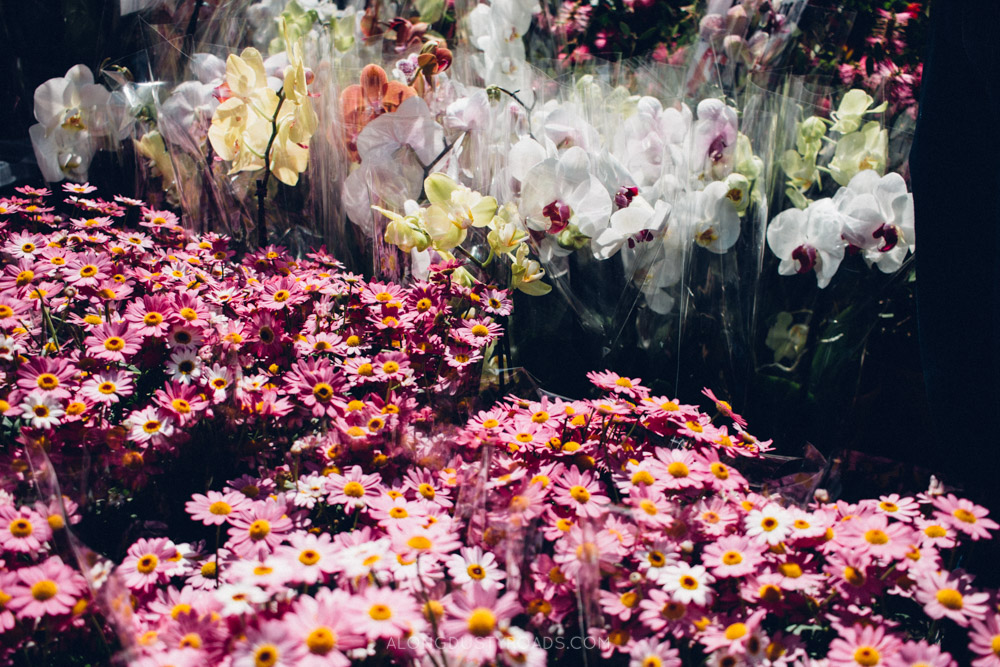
xmin=2 ymin=1 xmax=986 ymax=666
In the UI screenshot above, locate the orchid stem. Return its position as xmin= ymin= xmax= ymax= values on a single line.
xmin=256 ymin=90 xmax=286 ymax=248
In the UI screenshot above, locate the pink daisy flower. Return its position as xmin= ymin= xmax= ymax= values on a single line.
xmin=326 ymin=466 xmax=382 ymax=512
xmin=388 ymin=519 xmax=461 ymax=561
xmin=969 ymin=614 xmax=1000 ymax=667
xmin=0 ymin=504 xmax=52 ymax=553
xmin=914 ymin=569 xmax=990 ymax=627
xmin=933 ymin=494 xmax=1000 ymax=541
xmin=120 ymin=537 xmax=177 ymax=592
xmin=629 ymin=639 xmax=682 ymax=667
xmin=185 ymin=490 xmax=249 ymax=526
xmin=654 ymin=448 xmax=712 ymax=491
xmin=873 ymin=494 xmax=922 ymax=523
xmin=8 ymin=556 xmax=87 ymax=618
xmin=552 ymin=467 xmax=611 ymax=518
xmin=440 ymin=589 xmax=522 ymax=663
xmin=227 ymin=500 xmax=294 ymax=559
xmin=356 ymin=586 xmax=426 ymax=640
xmin=81 ymin=370 xmax=134 ymax=404
xmin=285 ymin=590 xmax=366 ymax=667
xmin=85 ymin=321 xmax=141 ymax=362
xmin=702 ymin=534 xmax=765 ymax=578
xmin=231 ymin=619 xmax=305 ymax=667
xmin=274 ymin=532 xmax=341 ymax=585
xmin=453 ymin=316 xmax=502 ymax=348
xmin=445 ymin=546 xmax=506 ymax=591
xmin=883 ymin=640 xmax=956 ymax=667
xmin=827 ymin=624 xmax=902 ymax=667
xmin=587 ymin=369 xmax=650 ymax=400
xmin=702 ymin=387 xmax=748 ymax=427
xmin=838 ymin=513 xmax=916 ymax=562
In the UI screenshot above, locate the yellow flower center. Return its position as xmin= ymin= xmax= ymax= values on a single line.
xmin=10 ymin=519 xmax=33 ymax=538
xmin=569 ymin=485 xmax=591 ymax=503
xmin=615 ymin=377 xmax=633 ymax=388
xmin=342 ymin=481 xmax=365 ymax=498
xmin=853 ymin=647 xmax=880 ymax=667
xmin=936 ymin=588 xmax=963 ymax=610
xmin=79 ymin=265 xmax=98 ymax=277
xmin=306 ymin=627 xmax=336 ymax=654
xmin=778 ymin=563 xmax=803 ymax=578
xmin=171 ymin=398 xmax=191 ymax=413
xmin=864 ymin=529 xmax=889 ymax=545
xmin=761 ymin=517 xmax=779 ymax=531
xmin=620 ymin=591 xmax=639 ymax=608
xmin=725 ymin=622 xmax=748 ymax=640
xmin=272 ymin=290 xmax=290 ymax=303
xmin=209 ymin=501 xmax=232 ymax=515
xmin=31 ymin=580 xmax=58 ymax=601
xmin=137 ymin=554 xmax=159 ymax=574
xmin=299 ymin=550 xmax=320 ymax=566
xmin=418 ymin=483 xmax=436 ymax=499
xmin=467 ymin=608 xmax=496 ymax=637
xmin=722 ymin=551 xmax=743 ymax=565
xmin=37 ymin=373 xmax=60 ymax=390
xmin=407 ymin=535 xmax=432 ymax=551
xmin=312 ymin=383 xmax=333 ymax=401
xmin=667 ymin=462 xmax=690 ymax=478
xmin=879 ymin=501 xmax=898 ymax=512
xmin=631 ymin=470 xmax=655 ymax=486
xmin=16 ymin=270 xmax=34 ymax=286
xmin=143 ymin=312 xmax=163 ymax=326
xmin=369 ymin=604 xmax=392 ymax=621
xmin=104 ymin=337 xmax=126 ymax=351
xmin=953 ymin=508 xmax=978 ymax=524
xmin=924 ymin=525 xmax=947 ymax=538
xmin=179 ymin=633 xmax=202 ymax=649
xmin=356 ymin=363 xmax=374 ymax=377
xmin=249 ymin=520 xmax=271 ymax=541
xmin=254 ymin=644 xmax=279 ymax=667
xmin=679 ymin=575 xmax=699 ymax=590
xmin=467 ymin=564 xmax=486 ymax=580
xmin=142 ymin=420 xmax=161 ymax=433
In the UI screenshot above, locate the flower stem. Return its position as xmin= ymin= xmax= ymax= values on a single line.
xmin=256 ymin=91 xmax=286 ymax=248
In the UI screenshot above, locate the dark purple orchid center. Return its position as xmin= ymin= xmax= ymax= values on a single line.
xmin=708 ymin=135 xmax=729 ymax=162
xmin=872 ymin=223 xmax=899 ymax=252
xmin=792 ymin=244 xmax=817 ymax=274
xmin=614 ymin=185 xmax=639 ymax=209
xmin=626 ymin=229 xmax=655 ymax=249
xmin=542 ymin=200 xmax=572 ymax=234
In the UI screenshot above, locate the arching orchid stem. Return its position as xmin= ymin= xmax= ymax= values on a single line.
xmin=256 ymin=91 xmax=286 ymax=248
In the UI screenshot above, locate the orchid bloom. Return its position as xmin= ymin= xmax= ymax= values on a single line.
xmin=766 ymin=198 xmax=846 ymax=288
xmin=830 ymin=89 xmax=887 ymax=135
xmin=422 ymin=174 xmax=498 ymax=251
xmin=679 ymin=181 xmax=741 ymax=254
xmin=833 ymin=170 xmax=915 ymax=273
xmin=691 ymin=99 xmax=739 ymax=183
xmin=828 ymin=121 xmax=888 ymax=187
xmin=208 ymin=24 xmax=317 ymax=186
xmin=29 ymin=65 xmax=111 ymax=182
xmin=518 ymin=147 xmax=612 ymax=238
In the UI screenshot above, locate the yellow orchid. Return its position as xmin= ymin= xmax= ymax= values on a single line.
xmin=422 ymin=173 xmax=497 ymax=251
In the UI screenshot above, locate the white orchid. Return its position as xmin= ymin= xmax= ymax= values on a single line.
xmin=690 ymin=98 xmax=739 ymax=183
xmin=766 ymin=198 xmax=846 ymax=288
xmin=677 ymin=181 xmax=741 ymax=254
xmin=518 ymin=147 xmax=612 ymax=238
xmin=833 ymin=170 xmax=914 ymax=273
xmin=592 ymin=196 xmax=671 ymax=260
xmin=29 ymin=65 xmax=111 ymax=182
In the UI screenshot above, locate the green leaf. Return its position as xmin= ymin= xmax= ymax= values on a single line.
xmin=417 ymin=0 xmax=445 ymax=24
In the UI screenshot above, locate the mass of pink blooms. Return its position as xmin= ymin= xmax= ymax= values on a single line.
xmin=2 ymin=187 xmax=1000 ymax=666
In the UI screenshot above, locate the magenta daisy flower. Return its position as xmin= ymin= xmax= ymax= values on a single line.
xmin=185 ymin=490 xmax=249 ymax=526
xmin=285 ymin=590 xmax=366 ymax=667
xmin=914 ymin=569 xmax=990 ymax=627
xmin=81 ymin=370 xmax=134 ymax=404
xmin=587 ymin=369 xmax=650 ymax=400
xmin=702 ymin=535 xmax=765 ymax=578
xmin=356 ymin=587 xmax=426 ymax=640
xmin=120 ymin=537 xmax=177 ymax=592
xmin=274 ymin=532 xmax=341 ymax=585
xmin=8 ymin=556 xmax=87 ymax=619
xmin=883 ymin=640 xmax=957 ymax=667
xmin=969 ymin=614 xmax=1000 ymax=667
xmin=933 ymin=494 xmax=1000 ymax=541
xmin=441 ymin=587 xmax=522 ymax=663
xmin=838 ymin=513 xmax=916 ymax=562
xmin=654 ymin=448 xmax=711 ymax=491
xmin=453 ymin=316 xmax=502 ymax=348
xmin=231 ymin=619 xmax=305 ymax=667
xmin=227 ymin=500 xmax=294 ymax=559
xmin=0 ymin=504 xmax=52 ymax=553
xmin=827 ymin=624 xmax=902 ymax=667
xmin=326 ymin=466 xmax=382 ymax=512
xmin=85 ymin=321 xmax=141 ymax=362
xmin=552 ymin=467 xmax=611 ymax=518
